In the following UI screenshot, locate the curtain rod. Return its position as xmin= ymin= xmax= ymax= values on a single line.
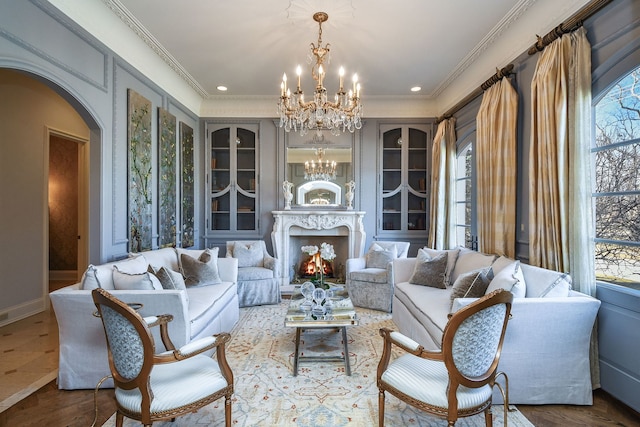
xmin=528 ymin=0 xmax=613 ymax=55
xmin=435 ymin=64 xmax=514 ymax=124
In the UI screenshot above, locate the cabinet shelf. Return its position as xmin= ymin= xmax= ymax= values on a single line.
xmin=207 ymin=123 xmax=259 ymax=233
xmin=379 ymin=124 xmax=430 ymax=234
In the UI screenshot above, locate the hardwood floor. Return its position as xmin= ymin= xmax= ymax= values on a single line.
xmin=519 ymin=389 xmax=640 ymax=426
xmin=1 ymin=381 xmax=638 ymax=426
xmin=1 ymin=281 xmax=638 ymax=426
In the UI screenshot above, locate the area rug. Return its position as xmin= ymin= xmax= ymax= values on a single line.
xmin=103 ymin=302 xmax=534 ymax=426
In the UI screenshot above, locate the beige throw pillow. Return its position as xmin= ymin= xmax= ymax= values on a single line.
xmin=180 ymin=248 xmax=222 ymax=287
xmin=112 ymin=267 xmax=162 ymax=291
xmin=409 ymin=251 xmax=448 ymax=289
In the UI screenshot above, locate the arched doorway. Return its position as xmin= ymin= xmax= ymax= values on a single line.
xmin=0 ymin=67 xmax=101 ymax=316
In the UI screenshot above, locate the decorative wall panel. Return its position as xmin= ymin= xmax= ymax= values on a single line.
xmin=158 ymin=107 xmax=177 ymax=248
xmin=127 ymin=89 xmax=152 ymax=253
xmin=180 ymin=122 xmax=195 ymax=248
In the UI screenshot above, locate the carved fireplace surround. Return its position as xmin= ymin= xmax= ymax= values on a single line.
xmin=271 ymin=210 xmax=366 ymax=286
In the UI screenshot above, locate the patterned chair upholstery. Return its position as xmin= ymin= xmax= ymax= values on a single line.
xmin=226 ymin=240 xmax=281 ymax=307
xmin=345 ymin=241 xmax=410 ymax=312
xmin=377 ymin=289 xmax=513 ymax=427
xmin=92 ymin=288 xmax=234 ymax=427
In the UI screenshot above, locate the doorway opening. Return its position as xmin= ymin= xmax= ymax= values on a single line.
xmin=48 ymin=130 xmax=88 ymax=292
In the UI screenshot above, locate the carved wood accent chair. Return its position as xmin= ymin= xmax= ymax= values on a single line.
xmin=91 ymin=288 xmax=234 ymax=427
xmin=377 ymin=289 xmax=513 ymax=426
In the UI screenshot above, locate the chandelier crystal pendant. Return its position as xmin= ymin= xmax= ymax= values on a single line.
xmin=304 ymin=147 xmax=337 ymax=181
xmin=278 ymin=12 xmax=363 ymax=137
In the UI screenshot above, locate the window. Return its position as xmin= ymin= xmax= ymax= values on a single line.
xmin=455 ymin=140 xmax=476 ymax=249
xmin=592 ymin=66 xmax=640 ymax=289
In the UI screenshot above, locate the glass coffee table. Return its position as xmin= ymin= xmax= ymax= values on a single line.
xmin=284 ymin=284 xmax=359 ymax=376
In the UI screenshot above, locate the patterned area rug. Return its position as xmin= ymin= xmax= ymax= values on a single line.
xmin=103 ymin=301 xmax=534 ymax=426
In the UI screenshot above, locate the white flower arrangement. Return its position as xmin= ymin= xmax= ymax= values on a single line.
xmin=301 ymin=242 xmax=336 ymax=289
xmin=301 ymin=242 xmax=336 ymax=261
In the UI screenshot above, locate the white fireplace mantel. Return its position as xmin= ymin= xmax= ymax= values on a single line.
xmin=271 ymin=210 xmax=366 ymax=286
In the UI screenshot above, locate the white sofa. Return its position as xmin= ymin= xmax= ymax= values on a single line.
xmin=391 ymin=247 xmax=601 ymax=405
xmin=50 ymin=247 xmax=239 ymax=390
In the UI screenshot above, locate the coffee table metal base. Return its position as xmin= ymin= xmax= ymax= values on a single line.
xmin=293 ymin=326 xmax=351 ymax=376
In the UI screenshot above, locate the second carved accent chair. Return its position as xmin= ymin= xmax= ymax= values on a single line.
xmin=92 ymin=288 xmax=234 ymax=427
xmin=376 ymin=289 xmax=513 ymax=427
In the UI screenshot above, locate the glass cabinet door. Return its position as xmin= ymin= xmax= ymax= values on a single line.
xmin=380 ymin=124 xmax=429 ymax=235
xmin=208 ymin=123 xmax=258 ymax=234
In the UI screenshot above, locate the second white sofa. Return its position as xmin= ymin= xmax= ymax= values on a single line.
xmin=391 ymin=247 xmax=601 ymax=405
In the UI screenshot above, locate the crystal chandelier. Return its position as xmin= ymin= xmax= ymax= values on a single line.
xmin=305 ymin=147 xmax=337 ymax=181
xmin=278 ymin=12 xmax=363 ymax=137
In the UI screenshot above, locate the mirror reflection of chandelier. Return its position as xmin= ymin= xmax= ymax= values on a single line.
xmin=305 ymin=147 xmax=337 ymax=181
xmin=278 ymin=12 xmax=363 ymax=137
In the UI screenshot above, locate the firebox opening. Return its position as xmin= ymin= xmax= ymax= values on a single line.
xmin=299 ymin=253 xmax=334 ymax=278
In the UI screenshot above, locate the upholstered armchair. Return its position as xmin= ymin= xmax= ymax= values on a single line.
xmin=377 ymin=289 xmax=513 ymax=427
xmin=226 ymin=240 xmax=281 ymax=307
xmin=92 ymin=288 xmax=234 ymax=427
xmin=345 ymin=241 xmax=410 ymax=312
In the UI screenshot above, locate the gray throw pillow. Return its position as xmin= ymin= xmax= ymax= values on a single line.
xmin=148 ymin=265 xmax=187 ymax=290
xmin=450 ymin=267 xmax=494 ymax=308
xmin=366 ymin=244 xmax=397 ymax=269
xmin=180 ymin=248 xmax=222 ymax=287
xmin=409 ymin=252 xmax=448 ymax=289
xmin=233 ymin=242 xmax=264 ymax=268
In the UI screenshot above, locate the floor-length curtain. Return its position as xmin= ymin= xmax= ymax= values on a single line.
xmin=529 ymin=27 xmax=595 ymax=296
xmin=428 ymin=118 xmax=456 ymax=249
xmin=529 ymin=27 xmax=598 ymax=388
xmin=476 ymin=77 xmax=518 ymax=258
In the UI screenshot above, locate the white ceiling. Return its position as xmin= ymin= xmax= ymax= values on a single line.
xmin=96 ymin=0 xmax=591 ymax=115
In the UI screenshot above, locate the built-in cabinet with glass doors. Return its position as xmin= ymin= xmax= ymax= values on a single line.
xmin=206 ymin=123 xmax=259 ymax=235
xmin=379 ymin=124 xmax=430 ymax=236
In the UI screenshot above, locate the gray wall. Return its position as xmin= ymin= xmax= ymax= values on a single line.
xmin=0 ymin=0 xmax=197 ymax=323
xmin=0 ymin=0 xmax=638 ymax=329
xmin=450 ymin=0 xmax=640 ymax=263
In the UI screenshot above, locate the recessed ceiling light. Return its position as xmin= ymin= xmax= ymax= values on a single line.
xmin=217 ymin=86 xmax=228 ymax=92
xmin=411 ymin=86 xmax=421 ymax=92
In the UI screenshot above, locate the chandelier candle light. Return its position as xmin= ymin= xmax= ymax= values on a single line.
xmin=278 ymin=12 xmax=363 ymax=136
xmin=305 ymin=147 xmax=337 ymax=181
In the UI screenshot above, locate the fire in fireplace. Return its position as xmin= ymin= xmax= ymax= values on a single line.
xmin=299 ymin=253 xmax=334 ymax=278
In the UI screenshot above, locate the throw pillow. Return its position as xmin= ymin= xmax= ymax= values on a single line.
xmin=148 ymin=265 xmax=187 ymax=290
xmin=366 ymin=243 xmax=398 ymax=269
xmin=450 ymin=267 xmax=494 ymax=308
xmin=420 ymin=247 xmax=461 ymax=286
xmin=537 ymin=272 xmax=572 ymax=297
xmin=408 ymin=251 xmax=449 ymax=289
xmin=450 ymin=248 xmax=496 ymax=283
xmin=113 ymin=254 xmax=149 ymax=274
xmin=485 ymin=260 xmax=526 ymax=298
xmin=81 ymin=265 xmax=101 ymax=290
xmin=180 ymin=248 xmax=222 ymax=287
xmin=112 ymin=267 xmax=162 ymax=291
xmin=233 ymin=242 xmax=264 ymax=268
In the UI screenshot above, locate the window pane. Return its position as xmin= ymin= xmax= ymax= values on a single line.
xmin=595 ymin=69 xmax=640 ymax=146
xmin=595 ymin=195 xmax=640 ymax=242
xmin=595 ymin=242 xmax=640 ymax=287
xmin=594 ymin=144 xmax=640 ymax=193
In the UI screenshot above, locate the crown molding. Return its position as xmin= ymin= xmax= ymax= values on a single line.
xmin=102 ymin=0 xmax=209 ymax=98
